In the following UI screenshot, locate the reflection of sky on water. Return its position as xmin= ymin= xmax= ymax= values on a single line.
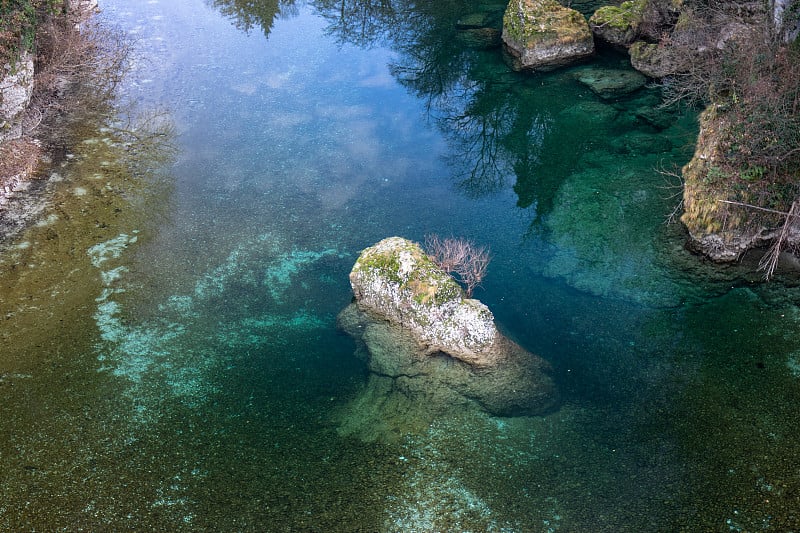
xmin=2 ymin=0 xmax=800 ymax=530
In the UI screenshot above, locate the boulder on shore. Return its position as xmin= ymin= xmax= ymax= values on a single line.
xmin=680 ymin=105 xmax=800 ymax=262
xmin=502 ymin=0 xmax=594 ymax=71
xmin=338 ymin=237 xmax=558 ymax=442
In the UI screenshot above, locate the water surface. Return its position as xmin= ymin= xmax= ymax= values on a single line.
xmin=2 ymin=0 xmax=800 ymax=530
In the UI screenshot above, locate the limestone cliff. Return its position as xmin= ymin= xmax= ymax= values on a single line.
xmin=0 ymin=52 xmax=35 ymax=144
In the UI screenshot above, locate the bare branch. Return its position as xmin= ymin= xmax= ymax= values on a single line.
xmin=758 ymin=200 xmax=800 ymax=279
xmin=424 ymin=235 xmax=491 ymax=297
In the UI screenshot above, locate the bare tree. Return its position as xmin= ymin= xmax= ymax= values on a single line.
xmin=455 ymin=243 xmax=490 ymax=297
xmin=425 ymin=234 xmax=468 ymax=272
xmin=425 ymin=235 xmax=491 ymax=297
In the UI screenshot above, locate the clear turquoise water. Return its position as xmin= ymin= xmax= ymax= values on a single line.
xmin=2 ymin=0 xmax=800 ymax=530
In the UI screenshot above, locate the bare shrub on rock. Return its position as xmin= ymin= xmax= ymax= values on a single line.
xmin=425 ymin=235 xmax=491 ymax=297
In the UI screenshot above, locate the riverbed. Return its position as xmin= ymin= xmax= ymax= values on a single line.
xmin=2 ymin=0 xmax=799 ymax=530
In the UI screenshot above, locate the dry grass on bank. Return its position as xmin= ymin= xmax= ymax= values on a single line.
xmin=29 ymin=15 xmax=130 ymax=144
xmin=0 ymin=138 xmax=42 ymax=194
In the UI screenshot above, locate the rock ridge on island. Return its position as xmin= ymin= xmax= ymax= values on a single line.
xmin=337 ymin=237 xmax=558 ymax=442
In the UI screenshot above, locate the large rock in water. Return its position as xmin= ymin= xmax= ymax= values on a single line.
xmin=501 ymin=0 xmax=594 ymax=71
xmin=338 ymin=237 xmax=558 ymax=441
xmin=589 ymin=0 xmax=647 ymax=48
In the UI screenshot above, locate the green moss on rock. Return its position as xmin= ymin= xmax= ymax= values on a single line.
xmin=502 ymin=0 xmax=594 ymax=70
xmin=589 ymin=0 xmax=647 ymax=47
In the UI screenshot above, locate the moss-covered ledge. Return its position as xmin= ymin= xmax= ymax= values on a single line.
xmin=681 ymin=105 xmax=800 ymax=262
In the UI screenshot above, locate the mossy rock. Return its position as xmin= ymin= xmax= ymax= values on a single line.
xmin=629 ymin=40 xmax=682 ymax=78
xmin=349 ymin=237 xmax=498 ymax=366
xmin=502 ymin=0 xmax=594 ymax=71
xmin=679 ymin=105 xmax=786 ymax=262
xmin=589 ymin=0 xmax=647 ymax=47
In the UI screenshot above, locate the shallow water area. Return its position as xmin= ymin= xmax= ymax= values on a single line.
xmin=2 ymin=0 xmax=800 ymax=530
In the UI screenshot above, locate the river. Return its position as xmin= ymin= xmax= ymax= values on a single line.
xmin=1 ymin=0 xmax=799 ymax=530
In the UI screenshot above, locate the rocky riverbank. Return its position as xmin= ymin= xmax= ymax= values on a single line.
xmin=0 ymin=0 xmax=99 ymax=242
xmin=499 ymin=0 xmax=800 ymax=269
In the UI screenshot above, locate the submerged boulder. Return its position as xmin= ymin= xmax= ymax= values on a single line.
xmin=575 ymin=66 xmax=648 ymax=99
xmin=501 ymin=0 xmax=594 ymax=71
xmin=338 ymin=237 xmax=558 ymax=441
xmin=456 ymin=10 xmax=504 ymax=49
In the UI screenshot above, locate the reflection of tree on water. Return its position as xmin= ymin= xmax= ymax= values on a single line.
xmin=315 ymin=0 xmax=397 ymax=47
xmin=313 ymin=0 xmax=582 ymax=222
xmin=209 ymin=0 xmax=593 ymax=222
xmin=207 ymin=0 xmax=299 ymax=37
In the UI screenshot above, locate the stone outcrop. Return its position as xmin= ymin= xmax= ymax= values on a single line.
xmin=0 ymin=52 xmax=35 ymax=144
xmin=628 ymin=40 xmax=681 ymax=78
xmin=349 ymin=237 xmax=498 ymax=367
xmin=589 ymin=0 xmax=647 ymax=48
xmin=680 ymin=106 xmax=800 ymax=262
xmin=502 ymin=0 xmax=594 ymax=71
xmin=574 ymin=66 xmax=647 ymax=99
xmin=338 ymin=237 xmax=558 ymax=441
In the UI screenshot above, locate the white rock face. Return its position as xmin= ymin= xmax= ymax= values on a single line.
xmin=349 ymin=236 xmax=498 ymax=367
xmin=0 ymin=52 xmax=35 ymax=143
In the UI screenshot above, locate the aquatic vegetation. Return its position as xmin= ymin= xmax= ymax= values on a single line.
xmin=90 ymin=230 xmax=343 ymax=419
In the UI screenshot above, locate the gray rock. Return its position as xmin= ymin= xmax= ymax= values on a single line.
xmin=575 ymin=67 xmax=648 ymax=99
xmin=349 ymin=236 xmax=498 ymax=367
xmin=628 ymin=41 xmax=681 ymax=79
xmin=338 ymin=237 xmax=559 ymax=441
xmin=502 ymin=0 xmax=594 ymax=71
xmin=589 ymin=0 xmax=647 ymax=48
xmin=0 ymin=53 xmax=35 ymax=143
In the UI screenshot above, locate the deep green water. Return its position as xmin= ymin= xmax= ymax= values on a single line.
xmin=2 ymin=0 xmax=800 ymax=530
